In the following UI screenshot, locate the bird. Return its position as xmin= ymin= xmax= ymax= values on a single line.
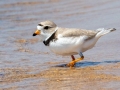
xmin=33 ymin=20 xmax=116 ymax=67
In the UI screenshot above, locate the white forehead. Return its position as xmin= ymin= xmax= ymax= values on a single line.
xmin=37 ymin=26 xmax=43 ymax=30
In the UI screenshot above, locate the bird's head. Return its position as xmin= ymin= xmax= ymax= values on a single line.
xmin=33 ymin=20 xmax=57 ymax=40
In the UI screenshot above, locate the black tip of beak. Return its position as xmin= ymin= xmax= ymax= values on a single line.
xmin=33 ymin=33 xmax=37 ymax=36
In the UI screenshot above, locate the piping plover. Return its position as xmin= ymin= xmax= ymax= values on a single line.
xmin=33 ymin=20 xmax=116 ymax=67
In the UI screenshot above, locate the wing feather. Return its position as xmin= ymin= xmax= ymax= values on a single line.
xmin=56 ymin=27 xmax=97 ymax=40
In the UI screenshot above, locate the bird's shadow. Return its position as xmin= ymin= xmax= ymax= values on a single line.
xmin=54 ymin=60 xmax=120 ymax=68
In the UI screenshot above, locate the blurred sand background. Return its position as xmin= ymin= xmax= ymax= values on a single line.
xmin=0 ymin=0 xmax=120 ymax=90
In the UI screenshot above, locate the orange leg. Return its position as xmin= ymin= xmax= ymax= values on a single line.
xmin=71 ymin=55 xmax=75 ymax=60
xmin=67 ymin=55 xmax=84 ymax=67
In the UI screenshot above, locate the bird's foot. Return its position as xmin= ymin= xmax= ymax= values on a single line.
xmin=67 ymin=60 xmax=76 ymax=67
xmin=67 ymin=56 xmax=84 ymax=67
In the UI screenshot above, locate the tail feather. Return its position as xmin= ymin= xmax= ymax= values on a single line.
xmin=96 ymin=28 xmax=116 ymax=38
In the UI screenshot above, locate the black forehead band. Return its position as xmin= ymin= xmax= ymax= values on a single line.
xmin=38 ymin=24 xmax=43 ymax=26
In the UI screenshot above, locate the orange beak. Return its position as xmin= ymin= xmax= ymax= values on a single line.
xmin=33 ymin=30 xmax=40 ymax=36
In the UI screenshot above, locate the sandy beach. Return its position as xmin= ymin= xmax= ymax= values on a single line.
xmin=0 ymin=0 xmax=120 ymax=90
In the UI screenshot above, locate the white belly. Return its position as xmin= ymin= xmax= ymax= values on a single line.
xmin=48 ymin=36 xmax=99 ymax=56
xmin=49 ymin=37 xmax=83 ymax=55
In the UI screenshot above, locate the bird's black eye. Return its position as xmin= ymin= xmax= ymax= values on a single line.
xmin=44 ymin=26 xmax=49 ymax=30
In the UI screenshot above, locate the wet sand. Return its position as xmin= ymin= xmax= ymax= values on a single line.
xmin=1 ymin=63 xmax=120 ymax=90
xmin=0 ymin=0 xmax=120 ymax=90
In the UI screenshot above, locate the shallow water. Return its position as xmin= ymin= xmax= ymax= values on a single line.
xmin=0 ymin=0 xmax=120 ymax=90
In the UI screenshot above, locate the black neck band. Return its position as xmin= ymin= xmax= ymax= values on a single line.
xmin=43 ymin=31 xmax=56 ymax=46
